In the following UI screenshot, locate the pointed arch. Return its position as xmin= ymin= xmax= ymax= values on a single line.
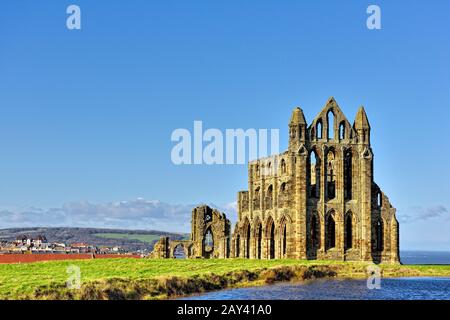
xmin=310 ymin=211 xmax=320 ymax=250
xmin=326 ymin=149 xmax=336 ymax=200
xmin=344 ymin=212 xmax=353 ymax=251
xmin=203 ymin=227 xmax=214 ymax=258
xmin=280 ymin=158 xmax=287 ymax=174
xmin=339 ymin=121 xmax=346 ymax=140
xmin=325 ymin=211 xmax=336 ymax=250
xmin=265 ymin=216 xmax=276 ymax=259
xmin=316 ymin=120 xmax=323 ymax=139
xmin=254 ymin=218 xmax=263 ymax=259
xmin=279 ymin=182 xmax=288 ymax=207
xmin=267 ymin=184 xmax=273 ymax=196
xmin=344 ymin=149 xmax=352 ymax=200
xmin=309 ymin=148 xmax=320 ymax=198
xmin=266 ymin=185 xmax=273 ymax=209
xmin=173 ymin=243 xmax=186 ymax=259
xmin=279 ymin=214 xmax=292 ymax=258
xmin=327 ymin=109 xmax=335 ymax=140
xmin=253 ymin=187 xmax=260 ymax=210
xmin=376 ymin=218 xmax=384 ymax=251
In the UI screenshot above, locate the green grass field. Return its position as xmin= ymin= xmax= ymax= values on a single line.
xmin=0 ymin=258 xmax=449 ymax=299
xmin=94 ymin=233 xmax=161 ymax=243
xmin=0 ymin=259 xmax=305 ymax=298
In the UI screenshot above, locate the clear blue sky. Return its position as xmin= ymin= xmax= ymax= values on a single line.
xmin=0 ymin=1 xmax=449 ymax=250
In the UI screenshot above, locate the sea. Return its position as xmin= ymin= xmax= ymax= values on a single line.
xmin=400 ymin=250 xmax=450 ymax=265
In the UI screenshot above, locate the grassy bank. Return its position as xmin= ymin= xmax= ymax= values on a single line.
xmin=0 ymin=258 xmax=449 ymax=299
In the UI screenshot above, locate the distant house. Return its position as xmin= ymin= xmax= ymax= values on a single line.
xmin=70 ymin=242 xmax=88 ymax=248
xmin=14 ymin=235 xmax=48 ymax=250
xmin=70 ymin=243 xmax=96 ymax=253
xmin=95 ymin=245 xmax=123 ymax=254
xmin=33 ymin=235 xmax=47 ymax=247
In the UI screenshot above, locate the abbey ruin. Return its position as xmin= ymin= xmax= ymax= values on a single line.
xmin=151 ymin=205 xmax=231 ymax=259
xmin=152 ymin=97 xmax=400 ymax=263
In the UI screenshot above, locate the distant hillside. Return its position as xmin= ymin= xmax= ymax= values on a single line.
xmin=0 ymin=227 xmax=188 ymax=252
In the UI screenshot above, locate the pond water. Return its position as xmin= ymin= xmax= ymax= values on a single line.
xmin=182 ymin=277 xmax=450 ymax=300
xmin=181 ymin=251 xmax=450 ymax=300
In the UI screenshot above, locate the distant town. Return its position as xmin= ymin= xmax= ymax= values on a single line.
xmin=0 ymin=234 xmax=144 ymax=255
xmin=0 ymin=227 xmax=188 ymax=262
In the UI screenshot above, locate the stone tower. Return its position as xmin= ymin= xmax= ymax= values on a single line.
xmin=231 ymin=97 xmax=400 ymax=263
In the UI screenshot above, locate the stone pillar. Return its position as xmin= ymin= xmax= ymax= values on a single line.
xmin=338 ymin=147 xmax=345 ymax=260
xmin=320 ymin=146 xmax=327 ymax=256
xmin=390 ymin=214 xmax=400 ymax=263
xmin=230 ymin=236 xmax=235 ymax=258
xmin=260 ymin=174 xmax=265 ymax=215
xmin=275 ymin=231 xmax=280 ymax=259
xmin=250 ymin=228 xmax=255 ymax=259
xmin=296 ymin=150 xmax=308 ymax=259
xmin=249 ymin=165 xmax=254 ymax=220
xmin=359 ymin=147 xmax=373 ymax=261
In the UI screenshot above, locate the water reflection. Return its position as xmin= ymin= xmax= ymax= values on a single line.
xmin=182 ymin=277 xmax=450 ymax=300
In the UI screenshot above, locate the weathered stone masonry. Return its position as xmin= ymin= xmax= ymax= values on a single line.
xmin=150 ymin=205 xmax=231 ymax=259
xmin=231 ymin=97 xmax=400 ymax=263
xmin=151 ymin=97 xmax=400 ymax=264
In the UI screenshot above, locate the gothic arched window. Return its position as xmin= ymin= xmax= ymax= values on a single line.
xmin=254 ymin=187 xmax=261 ymax=210
xmin=310 ymin=150 xmax=320 ymax=198
xmin=173 ymin=244 xmax=186 ymax=259
xmin=316 ymin=120 xmax=323 ymax=139
xmin=339 ymin=121 xmax=346 ymax=140
xmin=326 ymin=150 xmax=336 ymax=200
xmin=376 ymin=219 xmax=384 ymax=251
xmin=344 ymin=150 xmax=352 ymax=200
xmin=327 ymin=110 xmax=335 ymax=140
xmin=266 ymin=185 xmax=273 ymax=209
xmin=326 ymin=212 xmax=336 ymax=250
xmin=281 ymin=159 xmax=286 ymax=174
xmin=267 ymin=185 xmax=273 ymax=196
xmin=204 ymin=228 xmax=214 ymax=252
xmin=345 ymin=213 xmax=353 ymax=250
